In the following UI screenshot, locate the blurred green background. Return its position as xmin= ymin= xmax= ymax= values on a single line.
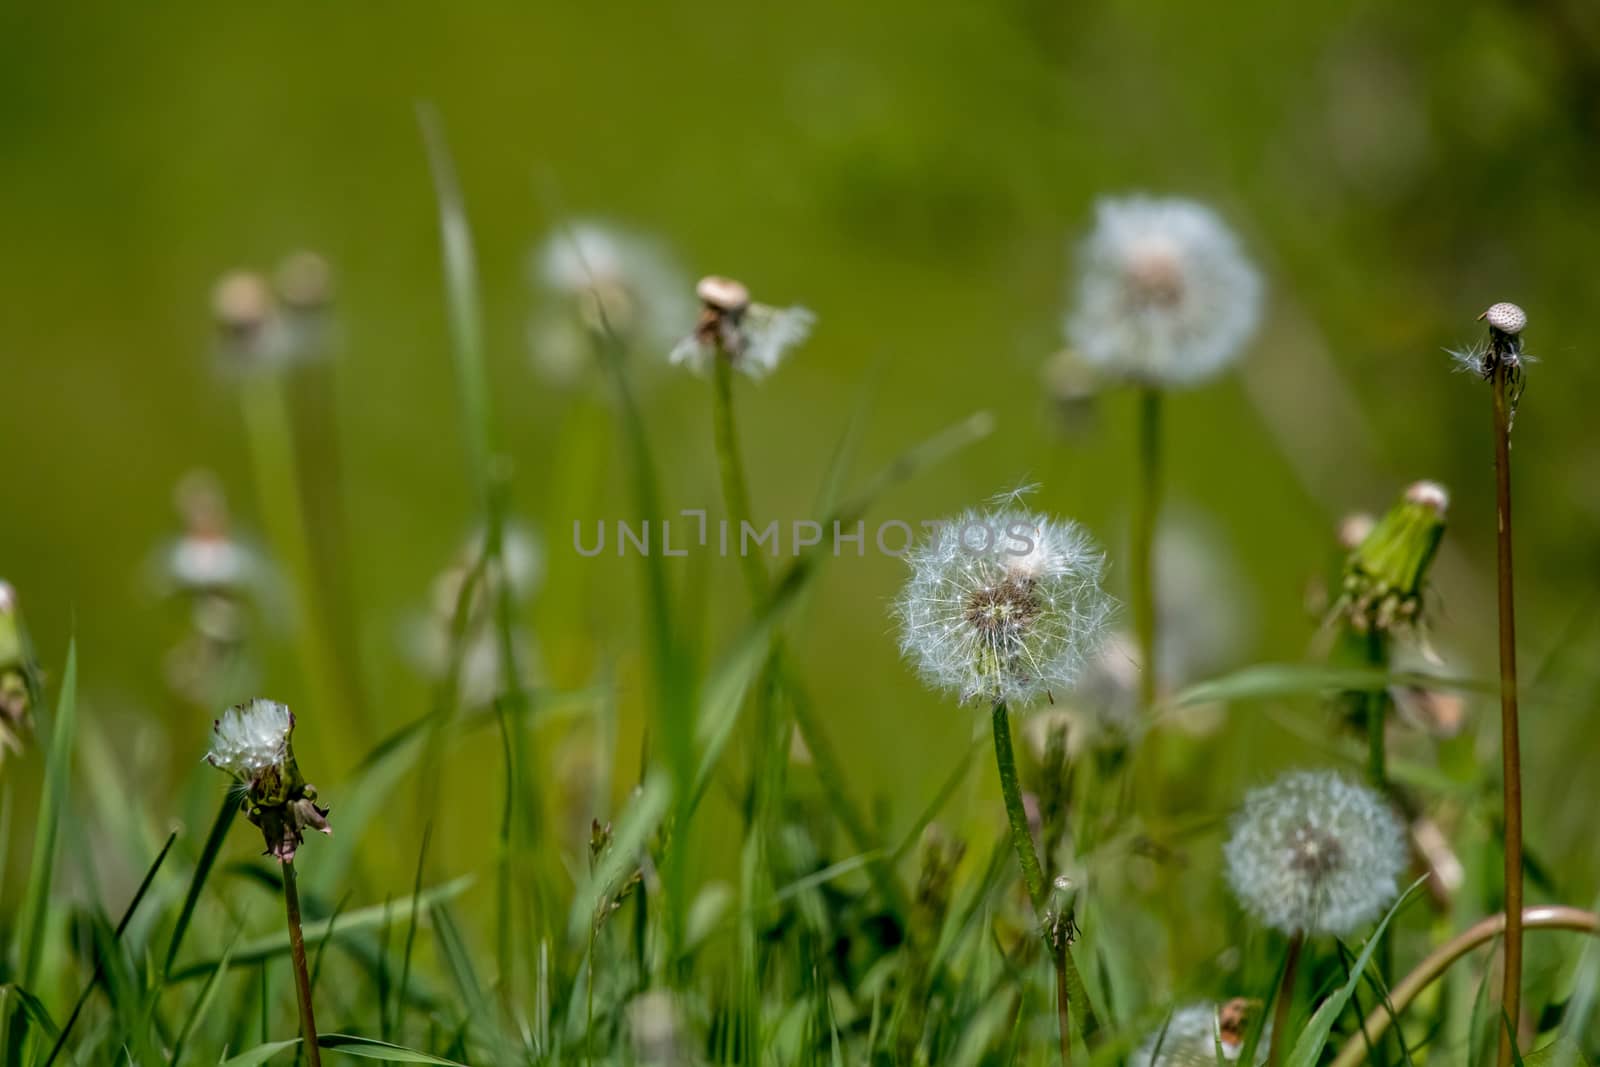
xmin=4 ymin=1 xmax=1600 ymax=905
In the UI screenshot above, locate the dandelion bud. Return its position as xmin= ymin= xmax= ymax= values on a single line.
xmin=206 ymin=699 xmax=331 ymax=862
xmin=894 ymin=503 xmax=1112 ymax=706
xmin=1132 ymin=1001 xmax=1269 ymax=1066
xmin=211 ymin=270 xmax=275 ymax=336
xmin=1340 ymin=481 xmax=1448 ymax=634
xmin=274 ymin=251 xmax=334 ymax=311
xmin=671 ymin=275 xmax=814 ymax=380
xmin=0 ymin=581 xmax=34 ymax=759
xmin=1067 ymin=196 xmax=1262 ymax=387
xmin=1224 ymin=770 xmax=1406 ymax=938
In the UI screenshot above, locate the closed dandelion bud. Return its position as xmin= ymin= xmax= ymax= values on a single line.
xmin=0 ymin=580 xmax=35 ymax=759
xmin=670 ymin=274 xmax=814 ymax=379
xmin=1340 ymin=481 xmax=1448 ymax=634
xmin=206 ymin=699 xmax=331 ymax=862
xmin=895 ymin=503 xmax=1112 ymax=706
xmin=212 ymin=270 xmax=275 ymax=336
xmin=1224 ymin=770 xmax=1406 ymax=937
xmin=1067 ymin=196 xmax=1263 ymax=387
xmin=274 ymin=250 xmax=334 ymax=312
xmin=1132 ymin=1001 xmax=1270 ymax=1066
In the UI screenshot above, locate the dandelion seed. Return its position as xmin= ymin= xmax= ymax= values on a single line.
xmin=670 ymin=274 xmax=815 ymax=379
xmin=1067 ymin=196 xmax=1262 ymax=387
xmin=206 ymin=698 xmax=331 ymax=862
xmin=1131 ymin=1001 xmax=1269 ymax=1066
xmin=528 ymin=220 xmax=691 ymax=384
xmin=894 ymin=503 xmax=1112 ymax=706
xmin=1224 ymin=770 xmax=1406 ymax=937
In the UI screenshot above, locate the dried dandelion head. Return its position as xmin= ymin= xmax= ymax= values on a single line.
xmin=1067 ymin=196 xmax=1262 ymax=387
xmin=206 ymin=699 xmax=330 ymax=862
xmin=670 ymin=275 xmax=815 ymax=379
xmin=1224 ymin=770 xmax=1406 ymax=937
xmin=895 ymin=503 xmax=1112 ymax=706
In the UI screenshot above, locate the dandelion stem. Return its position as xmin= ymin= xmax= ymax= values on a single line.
xmin=1329 ymin=906 xmax=1599 ymax=1067
xmin=282 ymin=858 xmax=322 ymax=1067
xmin=711 ymin=352 xmax=769 ymax=606
xmin=1269 ymin=931 xmax=1304 ymax=1067
xmin=991 ymin=701 xmax=1095 ymax=1062
xmin=1491 ymin=354 xmax=1525 ymax=1067
xmin=1132 ymin=387 xmax=1162 ymax=711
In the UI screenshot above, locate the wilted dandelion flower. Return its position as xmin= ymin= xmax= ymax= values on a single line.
xmin=1224 ymin=770 xmax=1406 ymax=937
xmin=895 ymin=505 xmax=1112 ymax=705
xmin=528 ymin=220 xmax=691 ymax=384
xmin=1132 ymin=1001 xmax=1268 ymax=1066
xmin=207 ymin=698 xmax=330 ymax=862
xmin=670 ymin=275 xmax=815 ymax=379
xmin=1067 ymin=196 xmax=1262 ymax=387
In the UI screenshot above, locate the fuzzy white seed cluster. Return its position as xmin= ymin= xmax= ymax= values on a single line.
xmin=895 ymin=507 xmax=1112 ymax=706
xmin=670 ymin=275 xmax=815 ymax=380
xmin=1131 ymin=1003 xmax=1268 ymax=1066
xmin=1067 ymin=196 xmax=1262 ymax=387
xmin=1224 ymin=770 xmax=1406 ymax=937
xmin=528 ymin=220 xmax=692 ymax=385
xmin=206 ymin=698 xmax=294 ymax=783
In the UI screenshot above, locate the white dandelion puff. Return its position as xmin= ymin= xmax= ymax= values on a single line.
xmin=1224 ymin=770 xmax=1407 ymax=937
xmin=670 ymin=275 xmax=814 ymax=380
xmin=206 ymin=698 xmax=294 ymax=784
xmin=1067 ymin=195 xmax=1262 ymax=387
xmin=894 ymin=504 xmax=1112 ymax=706
xmin=528 ymin=220 xmax=692 ymax=384
xmin=1131 ymin=1002 xmax=1269 ymax=1066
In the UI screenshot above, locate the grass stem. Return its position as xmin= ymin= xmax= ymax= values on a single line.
xmin=1269 ymin=931 xmax=1304 ymax=1067
xmin=1133 ymin=388 xmax=1162 ymax=711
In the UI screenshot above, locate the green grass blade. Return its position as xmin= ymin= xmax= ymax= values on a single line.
xmin=318 ymin=1033 xmax=469 ymax=1064
xmin=1173 ymin=664 xmax=1495 ymax=708
xmin=220 ymin=1038 xmax=302 ymax=1066
xmin=13 ymin=640 xmax=77 ymax=995
xmin=170 ymin=876 xmax=474 ymax=982
xmin=1285 ymin=876 xmax=1428 ymax=1067
xmin=166 ymin=792 xmax=241 ymax=978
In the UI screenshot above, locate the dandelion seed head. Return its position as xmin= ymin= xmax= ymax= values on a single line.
xmin=1067 ymin=196 xmax=1262 ymax=387
xmin=1481 ymin=301 xmax=1527 ymax=336
xmin=0 ymin=580 xmax=14 ymax=617
xmin=528 ymin=221 xmax=691 ymax=384
xmin=894 ymin=506 xmax=1111 ymax=706
xmin=670 ymin=275 xmax=814 ymax=379
xmin=1131 ymin=1002 xmax=1269 ymax=1066
xmin=1224 ymin=770 xmax=1406 ymax=936
xmin=206 ymin=698 xmax=294 ymax=784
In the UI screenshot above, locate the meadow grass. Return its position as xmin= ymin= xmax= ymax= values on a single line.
xmin=1 ymin=131 xmax=1597 ymax=1067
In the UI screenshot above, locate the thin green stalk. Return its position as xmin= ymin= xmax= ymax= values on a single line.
xmin=1133 ymin=388 xmax=1162 ymax=711
xmin=240 ymin=376 xmax=351 ymax=752
xmin=712 ymin=353 xmax=769 ymax=607
xmin=1269 ymin=932 xmax=1305 ymax=1067
xmin=991 ymin=701 xmax=1096 ymax=1063
xmin=1492 ymin=356 xmax=1524 ymax=1067
xmin=282 ymin=859 xmax=322 ymax=1067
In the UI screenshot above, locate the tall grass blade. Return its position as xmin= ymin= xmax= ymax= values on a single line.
xmin=317 ymin=1033 xmax=469 ymax=1064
